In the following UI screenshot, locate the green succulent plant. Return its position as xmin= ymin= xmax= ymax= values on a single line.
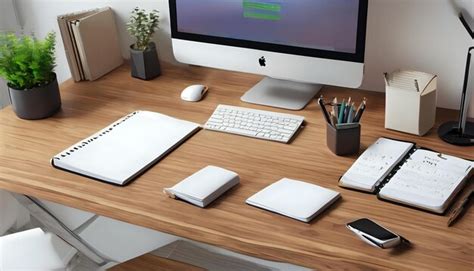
xmin=127 ymin=7 xmax=159 ymax=51
xmin=0 ymin=32 xmax=56 ymax=90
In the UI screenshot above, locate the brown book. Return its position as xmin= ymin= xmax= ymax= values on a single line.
xmin=70 ymin=7 xmax=123 ymax=81
xmin=57 ymin=9 xmax=98 ymax=81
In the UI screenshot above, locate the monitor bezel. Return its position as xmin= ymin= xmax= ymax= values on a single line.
xmin=169 ymin=0 xmax=368 ymax=63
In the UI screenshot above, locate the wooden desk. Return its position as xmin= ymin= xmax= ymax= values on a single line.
xmin=0 ymin=64 xmax=472 ymax=270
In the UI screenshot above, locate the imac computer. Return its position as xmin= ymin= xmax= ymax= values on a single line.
xmin=169 ymin=0 xmax=368 ymax=110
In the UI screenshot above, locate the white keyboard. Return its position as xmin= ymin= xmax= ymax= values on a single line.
xmin=204 ymin=105 xmax=304 ymax=143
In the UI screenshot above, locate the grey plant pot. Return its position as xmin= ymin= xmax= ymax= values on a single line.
xmin=130 ymin=42 xmax=161 ymax=80
xmin=8 ymin=73 xmax=61 ymax=120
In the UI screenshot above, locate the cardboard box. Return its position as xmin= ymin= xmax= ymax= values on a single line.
xmin=384 ymin=70 xmax=437 ymax=136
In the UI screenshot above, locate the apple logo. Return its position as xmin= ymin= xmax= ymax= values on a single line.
xmin=259 ymin=56 xmax=266 ymax=67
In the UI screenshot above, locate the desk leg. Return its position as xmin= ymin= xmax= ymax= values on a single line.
xmin=10 ymin=193 xmax=113 ymax=269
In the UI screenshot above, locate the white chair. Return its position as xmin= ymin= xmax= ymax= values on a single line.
xmin=0 ymin=191 xmax=78 ymax=270
xmin=10 ymin=193 xmax=113 ymax=269
xmin=33 ymin=199 xmax=178 ymax=267
xmin=3 ymin=191 xmax=179 ymax=269
xmin=35 ymin=198 xmax=176 ymax=265
xmin=0 ymin=228 xmax=78 ymax=271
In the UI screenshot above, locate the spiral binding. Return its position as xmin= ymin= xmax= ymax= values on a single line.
xmin=53 ymin=111 xmax=140 ymax=161
xmin=374 ymin=145 xmax=419 ymax=194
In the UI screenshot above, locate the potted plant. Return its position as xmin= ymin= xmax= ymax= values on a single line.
xmin=127 ymin=7 xmax=161 ymax=80
xmin=0 ymin=32 xmax=61 ymax=120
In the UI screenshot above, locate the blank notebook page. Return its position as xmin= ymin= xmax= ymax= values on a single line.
xmin=52 ymin=111 xmax=200 ymax=185
xmin=340 ymin=138 xmax=414 ymax=192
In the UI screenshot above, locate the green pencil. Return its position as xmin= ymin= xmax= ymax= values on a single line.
xmin=338 ymin=99 xmax=346 ymax=124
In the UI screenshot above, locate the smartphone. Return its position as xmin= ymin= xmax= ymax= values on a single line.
xmin=346 ymin=218 xmax=408 ymax=249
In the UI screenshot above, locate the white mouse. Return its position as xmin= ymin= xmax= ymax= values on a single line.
xmin=180 ymin=85 xmax=208 ymax=102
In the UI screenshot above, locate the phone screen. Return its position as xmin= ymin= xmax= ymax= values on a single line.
xmin=348 ymin=218 xmax=398 ymax=240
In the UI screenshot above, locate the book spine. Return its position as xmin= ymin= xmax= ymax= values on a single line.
xmin=58 ymin=17 xmax=79 ymax=81
xmin=71 ymin=20 xmax=92 ymax=80
xmin=67 ymin=20 xmax=86 ymax=80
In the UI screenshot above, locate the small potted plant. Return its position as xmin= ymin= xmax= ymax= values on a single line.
xmin=127 ymin=7 xmax=161 ymax=80
xmin=0 ymin=32 xmax=61 ymax=120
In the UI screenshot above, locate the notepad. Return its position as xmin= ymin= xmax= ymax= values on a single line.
xmin=52 ymin=111 xmax=200 ymax=186
xmin=246 ymin=178 xmax=340 ymax=222
xmin=164 ymin=166 xmax=240 ymax=207
xmin=387 ymin=70 xmax=436 ymax=93
xmin=339 ymin=137 xmax=474 ymax=214
xmin=340 ymin=138 xmax=414 ymax=192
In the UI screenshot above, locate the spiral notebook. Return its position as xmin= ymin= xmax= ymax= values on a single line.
xmin=339 ymin=138 xmax=474 ymax=214
xmin=52 ymin=111 xmax=200 ymax=186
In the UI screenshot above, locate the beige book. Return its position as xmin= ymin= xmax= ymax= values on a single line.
xmin=57 ymin=9 xmax=99 ymax=81
xmin=69 ymin=20 xmax=86 ymax=80
xmin=67 ymin=19 xmax=85 ymax=80
xmin=70 ymin=7 xmax=123 ymax=81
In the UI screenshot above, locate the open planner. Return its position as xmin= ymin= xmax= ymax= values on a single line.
xmin=52 ymin=111 xmax=200 ymax=186
xmin=339 ymin=138 xmax=473 ymax=214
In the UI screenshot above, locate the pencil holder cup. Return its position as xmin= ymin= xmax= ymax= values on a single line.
xmin=326 ymin=123 xmax=360 ymax=156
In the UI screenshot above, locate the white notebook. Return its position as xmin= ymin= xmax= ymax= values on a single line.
xmin=52 ymin=111 xmax=200 ymax=185
xmin=164 ymin=166 xmax=240 ymax=207
xmin=246 ymin=178 xmax=340 ymax=222
xmin=340 ymin=138 xmax=414 ymax=192
xmin=339 ymin=137 xmax=474 ymax=214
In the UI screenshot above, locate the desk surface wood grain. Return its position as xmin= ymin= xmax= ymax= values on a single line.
xmin=0 ymin=63 xmax=472 ymax=270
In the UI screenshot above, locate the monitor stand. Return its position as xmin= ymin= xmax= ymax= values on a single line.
xmin=240 ymin=77 xmax=322 ymax=110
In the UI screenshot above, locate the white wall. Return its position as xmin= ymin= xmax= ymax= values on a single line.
xmin=6 ymin=0 xmax=474 ymax=118
xmin=0 ymin=0 xmax=21 ymax=109
xmin=0 ymin=0 xmax=20 ymax=30
xmin=362 ymin=0 xmax=474 ymax=117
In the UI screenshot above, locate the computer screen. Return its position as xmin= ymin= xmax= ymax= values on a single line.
xmin=169 ymin=0 xmax=368 ymax=109
xmin=175 ymin=0 xmax=361 ymax=55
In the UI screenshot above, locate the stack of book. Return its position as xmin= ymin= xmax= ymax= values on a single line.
xmin=57 ymin=7 xmax=123 ymax=82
